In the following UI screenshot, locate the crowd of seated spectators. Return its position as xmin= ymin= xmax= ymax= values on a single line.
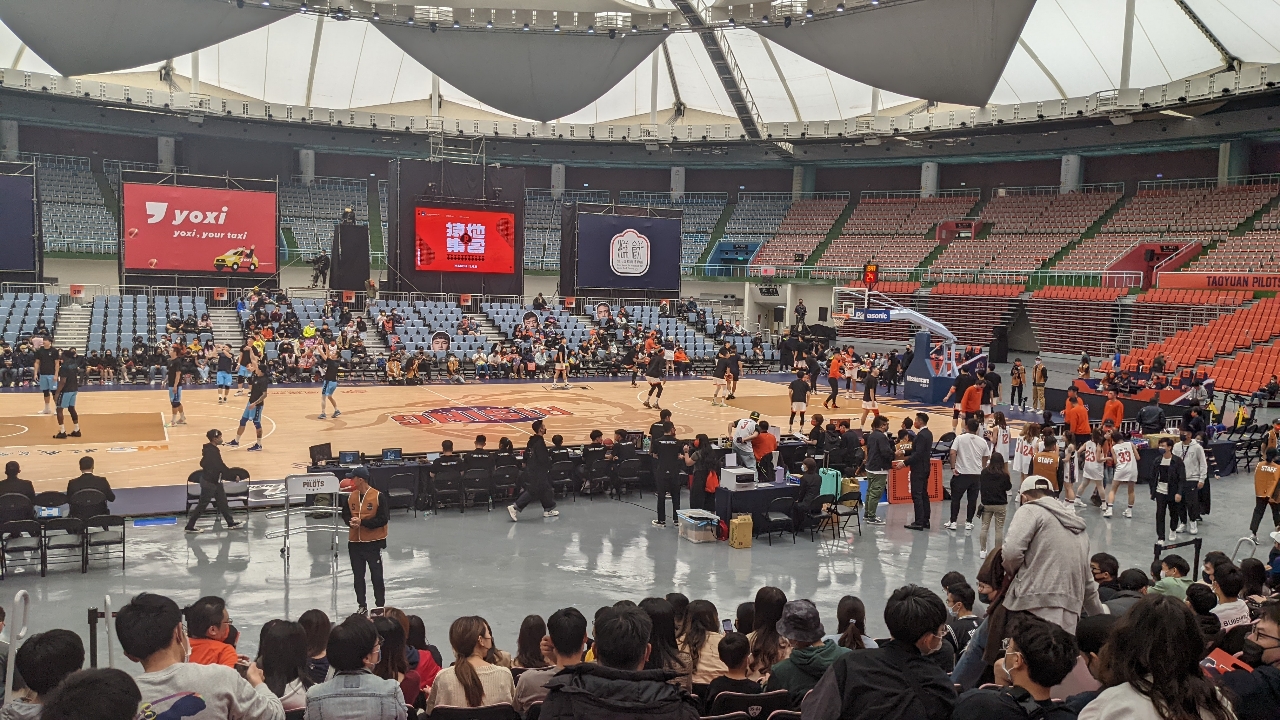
xmin=18 ymin=536 xmax=1280 ymax=720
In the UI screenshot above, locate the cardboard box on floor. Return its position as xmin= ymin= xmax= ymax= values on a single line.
xmin=729 ymin=513 xmax=752 ymax=549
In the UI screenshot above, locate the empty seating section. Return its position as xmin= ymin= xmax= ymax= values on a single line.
xmin=817 ymin=195 xmax=977 ymax=269
xmin=1124 ymin=289 xmax=1250 ymax=352
xmin=1122 ymin=297 xmax=1280 ymax=372
xmin=1255 ymin=204 xmax=1280 ymax=231
xmin=923 ymin=284 xmax=1023 ymax=347
xmin=836 ymin=281 xmax=921 ymax=344
xmin=617 ymin=192 xmax=729 ymax=266
xmin=278 ymin=178 xmax=369 ymax=259
xmin=480 ymin=302 xmax=592 ymax=349
xmin=717 ymin=195 xmax=792 ymax=268
xmin=362 ymin=300 xmax=481 ymax=356
xmin=523 ymin=189 xmax=611 ymax=271
xmin=933 ymin=191 xmax=1120 ymax=272
xmin=35 ymin=156 xmax=117 ymax=254
xmin=0 ymin=293 xmax=58 ymax=345
xmin=1058 ymin=184 xmax=1278 ymax=270
xmin=1206 ymin=339 xmax=1280 ymax=394
xmin=1188 ymin=231 xmax=1280 ymax=272
xmin=750 ymin=198 xmax=847 ymax=269
xmin=1026 ymin=287 xmax=1126 ymax=356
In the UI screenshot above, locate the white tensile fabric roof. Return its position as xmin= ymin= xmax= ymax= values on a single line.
xmin=0 ymin=0 xmax=1273 ymax=125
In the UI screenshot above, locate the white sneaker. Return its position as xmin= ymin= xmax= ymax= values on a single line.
xmin=1170 ymin=527 xmax=1178 ymax=539
xmin=1174 ymin=523 xmax=1186 ymax=534
xmin=543 ymin=510 xmax=559 ymax=518
xmin=1123 ymin=507 xmax=1132 ymax=518
xmin=965 ymin=522 xmax=974 ymax=530
xmin=1189 ymin=520 xmax=1198 ymax=535
xmin=1074 ymin=498 xmax=1086 ymax=507
xmin=979 ymin=550 xmax=987 ymax=559
xmin=1102 ymin=506 xmax=1113 ymax=518
xmin=944 ymin=521 xmax=957 ymax=531
xmin=507 ymin=505 xmax=519 ymax=522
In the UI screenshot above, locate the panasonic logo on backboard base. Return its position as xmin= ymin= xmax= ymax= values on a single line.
xmin=610 ymin=228 xmax=651 ymax=276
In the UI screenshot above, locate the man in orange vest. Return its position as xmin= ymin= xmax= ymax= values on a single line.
xmin=341 ymin=466 xmax=389 ymax=615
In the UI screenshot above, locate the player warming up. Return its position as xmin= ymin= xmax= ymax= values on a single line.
xmin=165 ymin=346 xmax=187 ymax=427
xmin=319 ymin=348 xmax=342 ymax=419
xmin=642 ymin=350 xmax=665 ymax=409
xmin=788 ymin=370 xmax=811 ymax=433
xmin=33 ymin=337 xmax=58 ymax=415
xmin=52 ymin=348 xmax=80 ymax=439
xmin=228 ymin=364 xmax=269 ymax=452
xmin=215 ymin=344 xmax=235 ymax=404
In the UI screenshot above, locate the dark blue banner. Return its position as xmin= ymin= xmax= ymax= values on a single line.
xmin=576 ymin=213 xmax=681 ymax=291
xmin=0 ymin=175 xmax=34 ymax=271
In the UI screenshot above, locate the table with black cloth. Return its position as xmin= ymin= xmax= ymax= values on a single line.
xmin=714 ymin=480 xmax=802 ymax=527
xmin=307 ymin=462 xmax=434 ymax=509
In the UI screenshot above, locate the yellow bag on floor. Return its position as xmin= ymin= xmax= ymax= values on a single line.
xmin=841 ymin=477 xmax=862 ymax=507
xmin=728 ymin=513 xmax=752 ymax=549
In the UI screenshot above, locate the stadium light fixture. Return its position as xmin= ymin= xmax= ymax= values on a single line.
xmin=761 ymin=14 xmax=769 ymax=22
xmin=452 ymin=19 xmax=459 ymax=27
xmin=523 ymin=22 xmax=529 ymax=30
xmin=836 ymin=3 xmax=844 ymax=10
xmin=261 ymin=0 xmax=269 ymax=6
xmin=805 ymin=8 xmax=813 ymax=17
xmin=631 ymin=23 xmax=638 ymax=32
xmin=554 ymin=23 xmax=560 ymax=30
xmin=663 ymin=22 xmax=670 ymax=30
xmin=728 ymin=17 xmax=735 ymax=25
xmin=486 ymin=19 xmax=493 ymax=27
xmin=299 ymin=1 xmax=307 ymax=11
xmin=371 ymin=9 xmax=379 ymax=20
xmin=608 ymin=27 xmax=616 ymax=38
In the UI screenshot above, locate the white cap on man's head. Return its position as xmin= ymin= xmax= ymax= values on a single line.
xmin=1019 ymin=475 xmax=1053 ymax=493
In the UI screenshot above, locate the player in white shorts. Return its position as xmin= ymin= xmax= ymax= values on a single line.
xmin=1075 ymin=426 xmax=1106 ymax=510
xmin=1104 ymin=429 xmax=1138 ymax=518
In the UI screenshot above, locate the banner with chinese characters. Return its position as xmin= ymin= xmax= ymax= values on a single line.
xmin=413 ymin=207 xmax=516 ymax=274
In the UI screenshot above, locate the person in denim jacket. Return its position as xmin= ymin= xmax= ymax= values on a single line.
xmin=305 ymin=615 xmax=406 ymax=720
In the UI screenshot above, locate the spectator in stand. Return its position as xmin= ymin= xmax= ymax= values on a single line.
xmin=1078 ymin=595 xmax=1235 ymax=720
xmin=1212 ymin=565 xmax=1251 ymax=631
xmin=1186 ymin=583 xmax=1224 ymax=650
xmin=255 ymin=620 xmax=312 ymax=712
xmin=944 ymin=582 xmax=982 ymax=656
xmin=513 ymin=607 xmax=587 ymax=715
xmin=298 ymin=609 xmax=332 ymax=684
xmin=39 ymin=668 xmax=141 ymax=720
xmin=1091 ymin=553 xmax=1121 ymax=603
xmin=305 ymin=614 xmax=406 ymax=720
xmin=747 ymin=586 xmax=789 ymax=681
xmin=1063 ymin=614 xmax=1119 ymax=713
xmin=407 ymin=616 xmax=443 ymax=688
xmin=705 ymin=633 xmax=760 ymax=709
xmin=185 ymin=596 xmax=240 ymax=668
xmin=372 ymin=615 xmax=420 ymax=707
xmin=513 ymin=615 xmax=550 ymax=669
xmin=638 ymin=597 xmax=692 ymax=692
xmin=1002 ymin=476 xmax=1107 ymax=634
xmin=680 ymin=600 xmax=728 ymax=686
xmin=765 ymin=600 xmax=850 ymax=708
xmin=823 ymin=595 xmax=877 ymax=650
xmin=66 ymin=455 xmax=114 ymax=521
xmin=540 ymin=605 xmax=700 ymax=720
xmin=951 ymin=613 xmax=1079 ymax=720
xmin=1149 ymin=554 xmax=1194 ymax=599
xmin=116 ymin=593 xmax=283 ymax=720
xmin=1219 ymin=600 xmax=1280 ymax=720
xmin=1 ymin=629 xmax=84 ymax=720
xmin=801 ymin=585 xmax=956 ymax=720
xmin=1103 ymin=569 xmax=1148 ymax=617
xmin=426 ymin=616 xmax=513 ymax=712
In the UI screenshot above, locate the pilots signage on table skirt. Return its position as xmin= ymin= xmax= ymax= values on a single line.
xmin=576 ymin=213 xmax=681 ymax=291
xmin=414 ymin=207 xmax=516 ymax=274
xmin=122 ymin=184 xmax=277 ymax=273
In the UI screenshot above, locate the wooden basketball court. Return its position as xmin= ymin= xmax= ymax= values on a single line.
xmin=1 ymin=378 xmax=955 ymax=492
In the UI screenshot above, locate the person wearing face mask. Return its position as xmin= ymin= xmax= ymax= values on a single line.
xmin=1062 ymin=614 xmax=1118 ymax=712
xmin=800 ymin=585 xmax=957 ymax=720
xmin=951 ymin=613 xmax=1080 ymax=720
xmin=1152 ymin=437 xmax=1186 ymax=546
xmin=943 ymin=582 xmax=982 ymax=656
xmin=115 ymin=593 xmax=284 ymax=720
xmin=1218 ymin=602 xmax=1280 ymax=719
xmin=305 ymin=614 xmax=406 ymax=719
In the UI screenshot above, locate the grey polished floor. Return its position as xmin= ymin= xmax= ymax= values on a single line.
xmin=0 ymin=472 xmax=1265 ymax=672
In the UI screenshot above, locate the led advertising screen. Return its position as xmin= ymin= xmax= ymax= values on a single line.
xmin=122 ymin=184 xmax=277 ymax=274
xmin=575 ymin=213 xmax=681 ymax=291
xmin=414 ymin=207 xmax=516 ymax=274
xmin=0 ymin=175 xmax=34 ymax=271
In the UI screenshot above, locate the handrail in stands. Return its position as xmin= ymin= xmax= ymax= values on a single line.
xmin=5 ymin=590 xmax=28 ymax=696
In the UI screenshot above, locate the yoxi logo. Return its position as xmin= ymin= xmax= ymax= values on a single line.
xmin=391 ymin=405 xmax=573 ymax=426
xmin=145 ymin=202 xmax=229 ymax=225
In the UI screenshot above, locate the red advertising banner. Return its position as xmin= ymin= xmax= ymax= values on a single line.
xmin=68 ymin=284 xmax=84 ymax=298
xmin=122 ymin=184 xmax=277 ymax=274
xmin=414 ymin=207 xmax=516 ymax=274
xmin=342 ymin=290 xmax=355 ymax=303
xmin=212 ymin=287 xmax=228 ymax=301
xmin=1158 ymin=272 xmax=1280 ymax=290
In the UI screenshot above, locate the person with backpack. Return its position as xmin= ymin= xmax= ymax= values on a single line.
xmin=951 ymin=612 xmax=1080 ymax=720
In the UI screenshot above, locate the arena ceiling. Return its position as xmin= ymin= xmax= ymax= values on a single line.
xmin=0 ymin=0 xmax=1274 ymax=125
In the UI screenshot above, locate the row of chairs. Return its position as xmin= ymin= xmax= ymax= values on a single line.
xmin=0 ymin=490 xmax=125 ymax=578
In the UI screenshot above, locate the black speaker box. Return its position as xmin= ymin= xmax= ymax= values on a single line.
xmin=331 ymin=224 xmax=370 ymax=292
xmin=773 ymin=305 xmax=786 ymax=323
xmin=990 ymin=326 xmax=1009 ymax=364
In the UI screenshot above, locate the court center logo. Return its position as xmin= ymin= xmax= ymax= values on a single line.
xmin=610 ymin=229 xmax=650 ymax=276
xmin=391 ymin=405 xmax=572 ymax=427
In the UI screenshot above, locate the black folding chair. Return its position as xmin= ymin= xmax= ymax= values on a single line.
xmin=85 ymin=515 xmax=126 ymax=570
xmin=757 ymin=497 xmax=796 ymax=545
xmin=385 ymin=472 xmax=419 ymax=517
xmin=804 ymin=493 xmax=838 ymax=542
xmin=829 ymin=490 xmax=863 ymax=538
xmin=491 ymin=466 xmax=519 ymax=504
xmin=42 ymin=517 xmax=86 ymax=575
xmin=431 ymin=470 xmax=464 ymax=513
xmin=0 ymin=516 xmax=41 ymax=579
xmin=709 ymin=690 xmax=792 ymax=718
xmin=766 ymin=711 xmax=803 ymax=720
xmin=463 ymin=468 xmax=493 ymax=511
xmin=427 ymin=703 xmax=520 ymax=720
xmin=586 ymin=459 xmax=612 ymax=500
xmin=549 ymin=461 xmax=576 ymax=501
xmin=614 ymin=459 xmax=643 ymax=498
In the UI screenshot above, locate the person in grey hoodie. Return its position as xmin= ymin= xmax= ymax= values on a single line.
xmin=0 ymin=629 xmax=84 ymax=720
xmin=1002 ymin=475 xmax=1108 ymax=634
xmin=765 ymin=600 xmax=851 ymax=709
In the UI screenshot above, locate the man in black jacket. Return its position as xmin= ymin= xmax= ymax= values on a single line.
xmin=898 ymin=413 xmax=934 ymax=530
xmin=1152 ymin=437 xmax=1186 ymax=545
xmin=540 ymin=605 xmax=699 ymax=720
xmin=66 ymin=456 xmax=115 ymax=521
xmin=1137 ymin=397 xmax=1166 ymax=435
xmin=864 ymin=415 xmax=895 ymax=526
xmin=800 ymin=584 xmax=956 ymax=720
xmin=509 ymin=419 xmax=558 ymax=520
xmin=185 ymin=429 xmax=246 ymax=533
xmin=951 ymin=613 xmax=1079 ymax=720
